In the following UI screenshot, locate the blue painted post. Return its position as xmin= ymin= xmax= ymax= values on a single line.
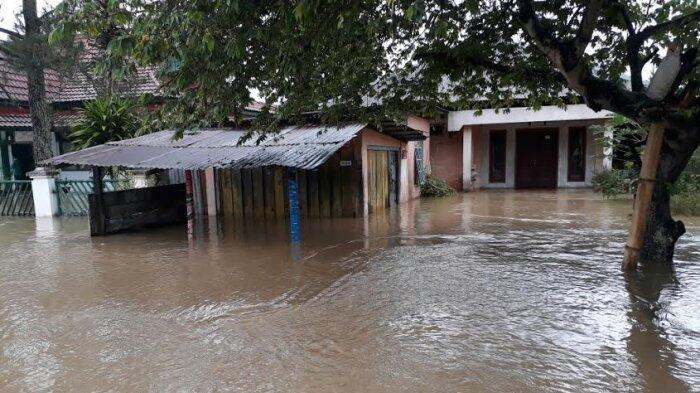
xmin=287 ymin=169 xmax=301 ymax=243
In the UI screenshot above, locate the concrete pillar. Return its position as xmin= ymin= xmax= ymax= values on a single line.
xmin=462 ymin=126 xmax=473 ymax=191
xmin=557 ymin=127 xmax=568 ymax=186
xmin=603 ymin=128 xmax=614 ymax=171
xmin=28 ymin=167 xmax=60 ymax=217
xmin=129 ymin=169 xmax=149 ymax=188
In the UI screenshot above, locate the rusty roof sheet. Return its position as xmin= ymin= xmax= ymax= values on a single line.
xmin=45 ymin=123 xmax=367 ymax=170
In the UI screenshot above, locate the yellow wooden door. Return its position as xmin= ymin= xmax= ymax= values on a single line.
xmin=368 ymin=150 xmax=390 ymax=213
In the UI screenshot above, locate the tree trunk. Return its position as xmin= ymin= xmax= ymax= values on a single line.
xmin=23 ymin=0 xmax=54 ymax=163
xmin=639 ymin=125 xmax=699 ymax=264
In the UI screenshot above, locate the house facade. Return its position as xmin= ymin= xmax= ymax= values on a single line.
xmin=433 ymin=104 xmax=613 ymax=190
xmin=0 ymin=54 xmax=161 ymax=181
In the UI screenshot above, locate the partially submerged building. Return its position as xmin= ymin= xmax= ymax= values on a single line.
xmin=45 ymin=120 xmax=429 ymax=234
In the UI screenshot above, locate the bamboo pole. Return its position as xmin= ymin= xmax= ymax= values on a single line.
xmin=622 ymin=123 xmax=665 ymax=271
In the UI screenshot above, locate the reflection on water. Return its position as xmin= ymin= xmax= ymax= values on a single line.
xmin=0 ymin=190 xmax=698 ymax=392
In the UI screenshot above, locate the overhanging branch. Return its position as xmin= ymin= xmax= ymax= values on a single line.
xmin=0 ymin=27 xmax=24 ymax=39
xmin=516 ymin=0 xmax=698 ymax=130
xmin=574 ymin=0 xmax=602 ymax=57
xmin=638 ymin=9 xmax=700 ymax=41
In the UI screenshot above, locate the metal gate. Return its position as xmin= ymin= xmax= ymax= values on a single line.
xmin=0 ymin=181 xmax=34 ymax=216
xmin=56 ymin=180 xmax=130 ymax=216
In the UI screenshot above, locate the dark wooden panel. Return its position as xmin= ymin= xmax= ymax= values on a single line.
xmin=340 ymin=147 xmax=354 ymax=216
xmin=242 ymin=168 xmax=254 ymax=219
xmin=330 ymin=154 xmax=342 ymax=217
xmin=318 ymin=162 xmax=332 ymax=218
xmin=89 ymin=184 xmax=186 ymax=236
xmin=298 ymin=170 xmax=308 ymax=217
xmin=273 ymin=166 xmax=286 ymax=219
xmin=264 ymin=166 xmax=276 ymax=219
xmin=252 ymin=167 xmax=265 ymax=218
xmin=231 ymin=169 xmax=244 ymax=219
xmin=221 ymin=169 xmax=234 ymax=219
xmin=307 ymin=170 xmax=320 ymax=217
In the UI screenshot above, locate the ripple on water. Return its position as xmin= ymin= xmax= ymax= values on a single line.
xmin=0 ymin=191 xmax=698 ymax=392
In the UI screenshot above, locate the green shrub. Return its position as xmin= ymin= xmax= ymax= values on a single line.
xmin=421 ymin=175 xmax=456 ymax=197
xmin=592 ymin=168 xmax=635 ymax=198
xmin=671 ymin=192 xmax=700 ymax=216
xmin=669 ymin=153 xmax=699 ymax=216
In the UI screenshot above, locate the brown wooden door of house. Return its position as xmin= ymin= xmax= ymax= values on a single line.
xmin=515 ymin=128 xmax=559 ymax=189
xmin=368 ymin=148 xmax=398 ymax=213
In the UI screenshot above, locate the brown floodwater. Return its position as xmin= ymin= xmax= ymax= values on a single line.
xmin=0 ymin=190 xmax=698 ymax=392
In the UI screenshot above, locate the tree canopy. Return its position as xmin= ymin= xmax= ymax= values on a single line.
xmin=52 ymin=1 xmax=700 ymax=133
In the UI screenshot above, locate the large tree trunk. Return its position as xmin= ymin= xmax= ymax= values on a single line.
xmin=639 ymin=125 xmax=699 ymax=264
xmin=23 ymin=0 xmax=54 ymax=163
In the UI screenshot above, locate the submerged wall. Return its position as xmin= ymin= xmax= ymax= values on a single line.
xmin=89 ymin=183 xmax=186 ymax=236
xmin=429 ymin=130 xmax=463 ymax=190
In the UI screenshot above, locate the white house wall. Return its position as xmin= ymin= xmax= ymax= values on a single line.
xmin=448 ymin=104 xmax=613 ymax=131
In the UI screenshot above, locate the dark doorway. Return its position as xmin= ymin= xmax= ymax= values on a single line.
xmin=10 ymin=144 xmax=35 ymax=180
xmin=515 ymin=128 xmax=559 ymax=189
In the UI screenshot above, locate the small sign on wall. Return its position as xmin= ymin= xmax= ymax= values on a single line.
xmin=339 ymin=160 xmax=352 ymax=167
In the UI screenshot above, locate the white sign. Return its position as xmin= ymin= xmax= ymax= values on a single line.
xmin=339 ymin=160 xmax=352 ymax=167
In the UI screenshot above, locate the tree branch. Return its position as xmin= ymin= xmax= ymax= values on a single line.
xmin=638 ymin=9 xmax=700 ymax=41
xmin=574 ymin=0 xmax=603 ymax=57
xmin=666 ymin=48 xmax=699 ymax=101
xmin=516 ymin=0 xmax=699 ymax=130
xmin=618 ymin=3 xmax=636 ymax=35
xmin=0 ymin=27 xmax=24 ymax=39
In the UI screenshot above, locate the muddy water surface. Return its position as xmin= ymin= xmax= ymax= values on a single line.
xmin=1 ymin=191 xmax=699 ymax=392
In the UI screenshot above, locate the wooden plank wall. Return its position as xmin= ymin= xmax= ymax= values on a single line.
xmin=89 ymin=183 xmax=186 ymax=236
xmin=216 ymin=145 xmax=363 ymax=221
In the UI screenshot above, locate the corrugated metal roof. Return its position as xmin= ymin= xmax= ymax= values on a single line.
xmin=45 ymin=123 xmax=367 ymax=170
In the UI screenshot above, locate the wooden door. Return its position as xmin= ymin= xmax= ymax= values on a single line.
xmin=368 ymin=149 xmax=397 ymax=213
xmin=515 ymin=129 xmax=559 ymax=189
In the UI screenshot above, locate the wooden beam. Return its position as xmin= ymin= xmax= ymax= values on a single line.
xmin=622 ymin=123 xmax=665 ymax=270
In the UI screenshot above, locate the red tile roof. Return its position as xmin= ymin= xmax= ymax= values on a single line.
xmin=0 ymin=58 xmax=63 ymax=102
xmin=0 ymin=53 xmax=160 ymax=104
xmin=0 ymin=108 xmax=80 ymax=128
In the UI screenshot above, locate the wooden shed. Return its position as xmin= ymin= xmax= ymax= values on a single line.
xmin=45 ymin=121 xmax=430 ymax=235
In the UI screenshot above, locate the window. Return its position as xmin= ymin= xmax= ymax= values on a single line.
xmin=489 ymin=130 xmax=507 ymax=183
xmin=414 ymin=141 xmax=424 ymax=185
xmin=568 ymin=127 xmax=586 ymax=182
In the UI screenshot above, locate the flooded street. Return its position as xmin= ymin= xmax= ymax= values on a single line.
xmin=1 ymin=190 xmax=699 ymax=392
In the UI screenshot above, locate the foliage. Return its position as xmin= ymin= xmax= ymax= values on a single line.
xmin=669 ymin=153 xmax=700 ymax=194
xmin=0 ymin=4 xmax=80 ymax=79
xmin=420 ymin=175 xmax=456 ymax=198
xmin=594 ymin=152 xmax=700 ymax=215
xmin=590 ymin=115 xmax=646 ymax=170
xmin=49 ymin=0 xmax=142 ymax=97
xmin=49 ymin=0 xmax=700 ymax=139
xmin=69 ymin=97 xmax=140 ymax=150
xmin=670 ymin=192 xmax=700 ymax=216
xmin=592 ymin=167 xmax=636 ymax=199
xmin=669 ymin=152 xmax=700 ymax=215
